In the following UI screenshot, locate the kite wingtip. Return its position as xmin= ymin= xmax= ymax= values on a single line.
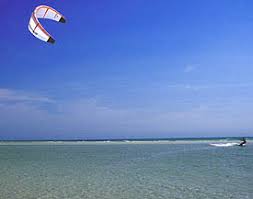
xmin=59 ymin=17 xmax=66 ymax=23
xmin=47 ymin=37 xmax=55 ymax=44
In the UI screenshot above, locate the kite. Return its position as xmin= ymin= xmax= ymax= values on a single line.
xmin=28 ymin=5 xmax=66 ymax=44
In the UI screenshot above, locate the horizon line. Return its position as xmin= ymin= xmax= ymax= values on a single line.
xmin=0 ymin=136 xmax=251 ymax=142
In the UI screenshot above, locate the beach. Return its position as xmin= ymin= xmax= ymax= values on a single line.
xmin=0 ymin=140 xmax=252 ymax=199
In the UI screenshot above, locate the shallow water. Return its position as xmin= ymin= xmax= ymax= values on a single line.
xmin=0 ymin=142 xmax=252 ymax=199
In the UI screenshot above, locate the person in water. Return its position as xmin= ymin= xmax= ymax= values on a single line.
xmin=239 ymin=137 xmax=246 ymax=146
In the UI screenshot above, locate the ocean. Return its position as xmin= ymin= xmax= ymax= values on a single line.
xmin=0 ymin=139 xmax=252 ymax=199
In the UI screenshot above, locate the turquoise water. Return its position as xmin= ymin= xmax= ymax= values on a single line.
xmin=0 ymin=141 xmax=252 ymax=199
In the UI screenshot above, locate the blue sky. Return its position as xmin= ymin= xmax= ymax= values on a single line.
xmin=1 ymin=0 xmax=253 ymax=139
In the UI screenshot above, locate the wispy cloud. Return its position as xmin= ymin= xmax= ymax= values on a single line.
xmin=0 ymin=88 xmax=53 ymax=103
xmin=183 ymin=65 xmax=197 ymax=73
xmin=0 ymin=87 xmax=253 ymax=139
xmin=168 ymin=82 xmax=253 ymax=91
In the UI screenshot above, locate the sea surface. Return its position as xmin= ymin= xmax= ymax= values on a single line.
xmin=0 ymin=138 xmax=252 ymax=199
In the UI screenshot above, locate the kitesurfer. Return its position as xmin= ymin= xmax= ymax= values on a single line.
xmin=239 ymin=137 xmax=246 ymax=146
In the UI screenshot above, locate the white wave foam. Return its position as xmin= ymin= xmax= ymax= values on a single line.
xmin=209 ymin=142 xmax=238 ymax=147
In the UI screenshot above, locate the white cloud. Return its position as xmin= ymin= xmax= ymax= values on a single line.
xmin=0 ymin=88 xmax=53 ymax=103
xmin=167 ymin=82 xmax=253 ymax=91
xmin=183 ymin=65 xmax=197 ymax=73
xmin=0 ymin=87 xmax=253 ymax=139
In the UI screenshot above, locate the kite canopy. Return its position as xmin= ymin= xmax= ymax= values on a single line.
xmin=28 ymin=5 xmax=66 ymax=44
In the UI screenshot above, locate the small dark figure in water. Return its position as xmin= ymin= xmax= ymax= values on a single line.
xmin=239 ymin=138 xmax=246 ymax=146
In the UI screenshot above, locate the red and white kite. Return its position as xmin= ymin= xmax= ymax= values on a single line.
xmin=28 ymin=5 xmax=66 ymax=44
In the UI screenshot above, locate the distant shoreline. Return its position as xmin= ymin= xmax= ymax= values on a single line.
xmin=0 ymin=136 xmax=252 ymax=142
